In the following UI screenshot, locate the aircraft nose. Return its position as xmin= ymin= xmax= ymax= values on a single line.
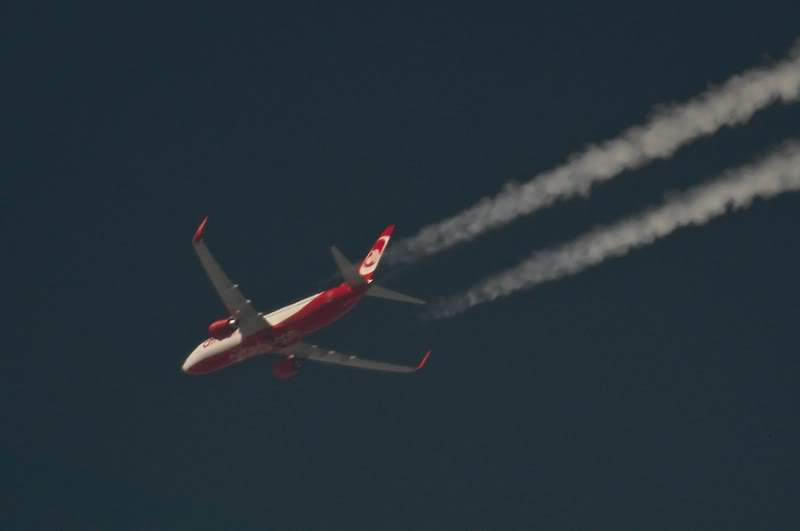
xmin=182 ymin=351 xmax=200 ymax=374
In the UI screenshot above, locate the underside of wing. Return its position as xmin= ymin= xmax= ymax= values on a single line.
xmin=281 ymin=342 xmax=430 ymax=374
xmin=192 ymin=217 xmax=268 ymax=336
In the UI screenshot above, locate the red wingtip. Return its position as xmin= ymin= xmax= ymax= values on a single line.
xmin=193 ymin=216 xmax=209 ymax=243
xmin=382 ymin=224 xmax=396 ymax=237
xmin=416 ymin=350 xmax=432 ymax=370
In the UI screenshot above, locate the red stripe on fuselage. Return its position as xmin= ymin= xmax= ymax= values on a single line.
xmin=277 ymin=282 xmax=368 ymax=335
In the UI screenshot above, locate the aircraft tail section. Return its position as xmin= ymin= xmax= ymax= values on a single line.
xmin=365 ymin=284 xmax=425 ymax=304
xmin=357 ymin=224 xmax=394 ymax=283
xmin=330 ymin=225 xmax=425 ymax=305
xmin=330 ymin=245 xmax=366 ymax=287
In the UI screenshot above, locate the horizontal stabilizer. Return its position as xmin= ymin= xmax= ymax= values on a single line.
xmin=366 ymin=284 xmax=426 ymax=305
xmin=331 ymin=246 xmax=366 ymax=287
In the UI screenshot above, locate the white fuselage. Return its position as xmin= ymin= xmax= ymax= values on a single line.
xmin=183 ymin=283 xmax=367 ymax=375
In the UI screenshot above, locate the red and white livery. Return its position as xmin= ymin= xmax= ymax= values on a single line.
xmin=182 ymin=217 xmax=430 ymax=378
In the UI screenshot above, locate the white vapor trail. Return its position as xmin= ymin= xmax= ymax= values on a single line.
xmin=390 ymin=41 xmax=800 ymax=265
xmin=429 ymin=141 xmax=800 ymax=318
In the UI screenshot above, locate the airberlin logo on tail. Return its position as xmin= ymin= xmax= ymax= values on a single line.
xmin=359 ymin=236 xmax=390 ymax=276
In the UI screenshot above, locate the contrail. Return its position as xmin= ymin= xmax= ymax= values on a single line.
xmin=390 ymin=41 xmax=800 ymax=265
xmin=429 ymin=141 xmax=800 ymax=318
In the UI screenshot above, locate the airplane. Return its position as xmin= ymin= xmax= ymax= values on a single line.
xmin=182 ymin=217 xmax=431 ymax=378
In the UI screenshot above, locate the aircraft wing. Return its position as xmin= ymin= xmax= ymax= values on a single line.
xmin=192 ymin=217 xmax=268 ymax=336
xmin=282 ymin=342 xmax=430 ymax=374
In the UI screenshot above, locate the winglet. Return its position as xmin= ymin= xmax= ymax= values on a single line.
xmin=416 ymin=350 xmax=432 ymax=371
xmin=193 ymin=216 xmax=209 ymax=243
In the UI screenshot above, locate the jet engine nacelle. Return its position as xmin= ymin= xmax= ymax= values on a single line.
xmin=208 ymin=318 xmax=238 ymax=340
xmin=272 ymin=357 xmax=300 ymax=379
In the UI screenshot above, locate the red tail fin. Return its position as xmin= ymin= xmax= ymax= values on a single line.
xmin=358 ymin=225 xmax=394 ymax=283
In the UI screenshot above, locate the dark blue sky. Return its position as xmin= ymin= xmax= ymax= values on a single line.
xmin=4 ymin=3 xmax=800 ymax=530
